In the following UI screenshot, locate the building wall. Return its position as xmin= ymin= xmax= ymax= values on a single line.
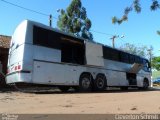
xmin=0 ymin=35 xmax=11 ymax=75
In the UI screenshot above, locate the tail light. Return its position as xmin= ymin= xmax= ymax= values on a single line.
xmin=14 ymin=65 xmax=21 ymax=71
xmin=15 ymin=66 xmax=17 ymax=70
xmin=8 ymin=65 xmax=21 ymax=74
xmin=18 ymin=65 xmax=21 ymax=70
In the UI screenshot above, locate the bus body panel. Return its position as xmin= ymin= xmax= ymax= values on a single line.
xmin=32 ymin=60 xmax=131 ymax=87
xmin=137 ymin=74 xmax=144 ymax=87
xmin=7 ymin=20 xmax=28 ymax=71
xmin=8 ymin=44 xmax=24 ymax=67
xmin=137 ymin=71 xmax=151 ymax=87
xmin=106 ymin=70 xmax=128 ymax=86
xmin=7 ymin=72 xmax=32 ymax=84
xmin=32 ymin=61 xmax=86 ymax=85
xmin=7 ymin=20 xmax=32 ymax=84
xmin=33 ymin=46 xmax=61 ymax=63
xmin=104 ymin=59 xmax=131 ymax=72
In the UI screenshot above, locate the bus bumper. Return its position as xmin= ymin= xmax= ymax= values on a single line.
xmin=6 ymin=71 xmax=32 ymax=84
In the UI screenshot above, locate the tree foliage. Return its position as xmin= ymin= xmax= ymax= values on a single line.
xmin=112 ymin=0 xmax=160 ymax=25
xmin=119 ymin=43 xmax=153 ymax=58
xmin=152 ymin=57 xmax=160 ymax=70
xmin=57 ymin=0 xmax=93 ymax=40
xmin=157 ymin=30 xmax=160 ymax=35
xmin=112 ymin=0 xmax=160 ymax=36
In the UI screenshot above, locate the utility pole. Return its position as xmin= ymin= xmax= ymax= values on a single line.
xmin=110 ymin=35 xmax=124 ymax=48
xmin=49 ymin=14 xmax=52 ymax=27
xmin=49 ymin=9 xmax=60 ymax=27
xmin=110 ymin=35 xmax=118 ymax=48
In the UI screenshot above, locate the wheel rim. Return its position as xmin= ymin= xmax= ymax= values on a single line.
xmin=97 ymin=78 xmax=104 ymax=88
xmin=81 ymin=77 xmax=90 ymax=89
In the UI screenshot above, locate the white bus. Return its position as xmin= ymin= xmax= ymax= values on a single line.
xmin=6 ymin=20 xmax=151 ymax=91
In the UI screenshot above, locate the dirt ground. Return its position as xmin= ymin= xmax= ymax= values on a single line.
xmin=0 ymin=88 xmax=160 ymax=114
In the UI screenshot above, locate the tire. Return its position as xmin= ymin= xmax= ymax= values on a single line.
xmin=79 ymin=74 xmax=92 ymax=92
xmin=94 ymin=75 xmax=106 ymax=91
xmin=58 ymin=86 xmax=70 ymax=92
xmin=138 ymin=79 xmax=149 ymax=90
xmin=142 ymin=79 xmax=149 ymax=90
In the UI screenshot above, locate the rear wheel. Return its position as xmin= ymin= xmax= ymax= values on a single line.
xmin=142 ymin=79 xmax=149 ymax=90
xmin=94 ymin=75 xmax=106 ymax=91
xmin=79 ymin=74 xmax=92 ymax=92
xmin=138 ymin=79 xmax=149 ymax=90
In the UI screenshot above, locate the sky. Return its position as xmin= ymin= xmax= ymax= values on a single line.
xmin=0 ymin=0 xmax=160 ymax=57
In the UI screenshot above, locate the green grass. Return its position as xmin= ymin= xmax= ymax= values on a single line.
xmin=152 ymin=71 xmax=160 ymax=79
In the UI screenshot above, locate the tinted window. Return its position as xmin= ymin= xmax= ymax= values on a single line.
xmin=103 ymin=46 xmax=120 ymax=61
xmin=120 ymin=52 xmax=129 ymax=63
xmin=129 ymin=54 xmax=135 ymax=64
xmin=61 ymin=42 xmax=85 ymax=65
xmin=33 ymin=26 xmax=61 ymax=49
xmin=60 ymin=33 xmax=85 ymax=65
xmin=135 ymin=56 xmax=143 ymax=64
xmin=33 ymin=26 xmax=85 ymax=65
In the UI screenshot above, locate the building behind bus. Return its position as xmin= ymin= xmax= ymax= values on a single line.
xmin=0 ymin=35 xmax=11 ymax=87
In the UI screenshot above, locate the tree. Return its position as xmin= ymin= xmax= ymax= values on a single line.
xmin=119 ymin=43 xmax=153 ymax=58
xmin=112 ymin=0 xmax=160 ymax=25
xmin=57 ymin=0 xmax=93 ymax=40
xmin=112 ymin=0 xmax=160 ymax=35
xmin=152 ymin=57 xmax=160 ymax=70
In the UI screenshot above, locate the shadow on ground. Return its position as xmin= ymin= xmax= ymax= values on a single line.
xmin=0 ymin=86 xmax=159 ymax=94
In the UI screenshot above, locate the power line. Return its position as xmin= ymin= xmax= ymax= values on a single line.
xmin=1 ymin=0 xmax=49 ymax=17
xmin=90 ymin=29 xmax=113 ymax=36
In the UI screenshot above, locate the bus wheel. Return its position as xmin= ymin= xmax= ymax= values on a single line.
xmin=79 ymin=74 xmax=92 ymax=92
xmin=94 ymin=75 xmax=106 ymax=91
xmin=142 ymin=79 xmax=149 ymax=90
xmin=58 ymin=86 xmax=70 ymax=92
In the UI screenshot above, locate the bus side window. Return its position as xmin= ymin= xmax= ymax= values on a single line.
xmin=120 ymin=52 xmax=129 ymax=63
xmin=60 ymin=35 xmax=85 ymax=65
xmin=135 ymin=56 xmax=143 ymax=64
xmin=103 ymin=47 xmax=120 ymax=61
xmin=129 ymin=54 xmax=135 ymax=64
xmin=33 ymin=26 xmax=61 ymax=50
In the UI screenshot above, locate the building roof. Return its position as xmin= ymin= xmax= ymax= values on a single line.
xmin=0 ymin=35 xmax=11 ymax=48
